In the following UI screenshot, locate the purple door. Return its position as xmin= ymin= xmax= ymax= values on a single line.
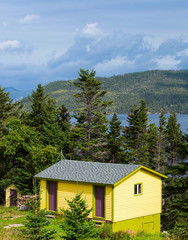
xmin=10 ymin=189 xmax=17 ymax=206
xmin=95 ymin=186 xmax=105 ymax=217
xmin=48 ymin=182 xmax=57 ymax=211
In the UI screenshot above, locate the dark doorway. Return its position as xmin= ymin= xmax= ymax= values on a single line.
xmin=10 ymin=189 xmax=17 ymax=206
xmin=95 ymin=186 xmax=105 ymax=218
xmin=48 ymin=182 xmax=57 ymax=211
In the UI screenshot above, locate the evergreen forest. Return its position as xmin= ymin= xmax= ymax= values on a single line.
xmin=0 ymin=69 xmax=187 ymax=239
xmin=21 ymin=70 xmax=188 ymax=114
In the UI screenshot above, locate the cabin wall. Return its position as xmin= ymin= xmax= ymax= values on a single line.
xmin=113 ymin=169 xmax=162 ymax=222
xmin=40 ymin=179 xmax=112 ymax=221
xmin=40 ymin=179 xmax=47 ymax=209
xmin=105 ymin=185 xmax=112 ymax=221
xmin=112 ymin=213 xmax=161 ymax=233
xmin=58 ymin=181 xmax=93 ymax=218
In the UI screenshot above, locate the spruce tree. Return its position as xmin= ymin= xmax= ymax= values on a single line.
xmin=166 ymin=112 xmax=182 ymax=166
xmin=156 ymin=108 xmax=168 ymax=172
xmin=162 ymin=113 xmax=187 ymax=238
xmin=124 ymin=98 xmax=150 ymax=166
xmin=73 ymin=69 xmax=111 ymax=161
xmin=107 ymin=113 xmax=125 ymax=163
xmin=60 ymin=193 xmax=100 ymax=240
xmin=28 ymin=84 xmax=48 ymax=132
xmin=0 ymin=86 xmax=21 ymax=136
xmin=57 ymin=104 xmax=71 ymax=133
xmin=147 ymin=122 xmax=158 ymax=169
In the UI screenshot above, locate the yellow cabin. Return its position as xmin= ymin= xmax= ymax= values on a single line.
xmin=34 ymin=160 xmax=167 ymax=233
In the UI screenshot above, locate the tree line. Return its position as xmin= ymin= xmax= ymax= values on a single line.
xmin=0 ymin=69 xmax=187 ymax=238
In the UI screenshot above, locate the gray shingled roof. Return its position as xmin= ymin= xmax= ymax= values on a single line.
xmin=34 ymin=160 xmax=141 ymax=185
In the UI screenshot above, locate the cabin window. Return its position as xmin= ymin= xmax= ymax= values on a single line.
xmin=134 ymin=183 xmax=142 ymax=195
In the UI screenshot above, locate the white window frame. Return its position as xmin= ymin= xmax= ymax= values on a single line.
xmin=134 ymin=183 xmax=142 ymax=195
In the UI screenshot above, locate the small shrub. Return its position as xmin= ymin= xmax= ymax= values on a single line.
xmin=22 ymin=196 xmax=56 ymax=240
xmin=59 ymin=193 xmax=101 ymax=240
xmin=112 ymin=231 xmax=131 ymax=240
xmin=100 ymin=223 xmax=113 ymax=239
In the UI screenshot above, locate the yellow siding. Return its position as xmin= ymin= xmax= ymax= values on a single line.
xmin=40 ymin=179 xmax=47 ymax=209
xmin=112 ymin=213 xmax=161 ymax=233
xmin=105 ymin=186 xmax=112 ymax=221
xmin=58 ymin=181 xmax=93 ymax=218
xmin=114 ymin=169 xmax=161 ymax=222
xmin=5 ymin=184 xmax=21 ymax=207
xmin=39 ymin=180 xmax=112 ymax=221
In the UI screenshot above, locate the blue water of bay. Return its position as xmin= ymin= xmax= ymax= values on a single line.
xmin=108 ymin=114 xmax=188 ymax=134
xmin=71 ymin=114 xmax=188 ymax=134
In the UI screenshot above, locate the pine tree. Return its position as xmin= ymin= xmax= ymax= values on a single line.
xmin=60 ymin=193 xmax=100 ymax=240
xmin=22 ymin=196 xmax=56 ymax=240
xmin=28 ymin=84 xmax=48 ymax=132
xmin=73 ymin=69 xmax=111 ymax=161
xmin=124 ymin=98 xmax=150 ymax=166
xmin=57 ymin=104 xmax=71 ymax=133
xmin=166 ymin=112 xmax=182 ymax=166
xmin=156 ymin=108 xmax=168 ymax=172
xmin=107 ymin=113 xmax=125 ymax=163
xmin=0 ymin=86 xmax=21 ymax=136
xmin=162 ymin=160 xmax=188 ymax=239
xmin=147 ymin=122 xmax=158 ymax=169
xmin=162 ymin=113 xmax=187 ymax=239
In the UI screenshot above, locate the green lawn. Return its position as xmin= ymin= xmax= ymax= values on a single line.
xmin=0 ymin=206 xmax=168 ymax=240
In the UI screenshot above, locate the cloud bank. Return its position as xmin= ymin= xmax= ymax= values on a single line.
xmin=0 ymin=23 xmax=188 ymax=90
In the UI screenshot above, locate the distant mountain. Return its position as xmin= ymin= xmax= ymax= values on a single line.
xmin=21 ymin=70 xmax=188 ymax=114
xmin=5 ymin=87 xmax=31 ymax=101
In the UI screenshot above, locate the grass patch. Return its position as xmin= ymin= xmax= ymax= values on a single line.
xmin=0 ymin=206 xmax=169 ymax=240
xmin=0 ymin=206 xmax=27 ymax=240
xmin=135 ymin=232 xmax=166 ymax=240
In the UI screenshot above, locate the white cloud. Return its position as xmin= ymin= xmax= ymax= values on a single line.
xmin=177 ymin=48 xmax=188 ymax=57
xmin=155 ymin=55 xmax=181 ymax=70
xmin=82 ymin=23 xmax=101 ymax=36
xmin=0 ymin=40 xmax=20 ymax=50
xmin=19 ymin=14 xmax=39 ymax=24
xmin=94 ymin=56 xmax=135 ymax=76
xmin=143 ymin=36 xmax=164 ymax=51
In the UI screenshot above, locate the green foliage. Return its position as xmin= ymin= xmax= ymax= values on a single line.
xmin=22 ymin=196 xmax=56 ymax=240
xmin=155 ymin=108 xmax=168 ymax=173
xmin=124 ymin=98 xmax=151 ymax=166
xmin=21 ymin=70 xmax=188 ymax=114
xmin=59 ymin=193 xmax=100 ymax=240
xmin=166 ymin=112 xmax=183 ymax=165
xmin=107 ymin=113 xmax=125 ymax=163
xmin=72 ymin=69 xmax=111 ymax=161
xmin=100 ymin=225 xmax=134 ymax=240
xmin=0 ymin=86 xmax=21 ymax=135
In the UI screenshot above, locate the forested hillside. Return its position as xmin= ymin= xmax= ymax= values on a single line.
xmin=21 ymin=70 xmax=188 ymax=113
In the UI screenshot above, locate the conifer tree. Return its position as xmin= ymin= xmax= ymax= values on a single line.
xmin=155 ymin=108 xmax=168 ymax=172
xmin=57 ymin=104 xmax=71 ymax=133
xmin=0 ymin=86 xmax=21 ymax=136
xmin=73 ymin=69 xmax=111 ymax=161
xmin=166 ymin=112 xmax=182 ymax=166
xmin=28 ymin=84 xmax=48 ymax=132
xmin=60 ymin=194 xmax=100 ymax=240
xmin=107 ymin=113 xmax=125 ymax=163
xmin=147 ymin=122 xmax=158 ymax=169
xmin=162 ymin=113 xmax=187 ymax=238
xmin=124 ymin=98 xmax=150 ymax=166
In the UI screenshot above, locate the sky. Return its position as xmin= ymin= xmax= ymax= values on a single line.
xmin=0 ymin=0 xmax=188 ymax=91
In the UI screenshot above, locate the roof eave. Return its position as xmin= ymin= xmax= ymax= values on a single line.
xmin=114 ymin=166 xmax=167 ymax=187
